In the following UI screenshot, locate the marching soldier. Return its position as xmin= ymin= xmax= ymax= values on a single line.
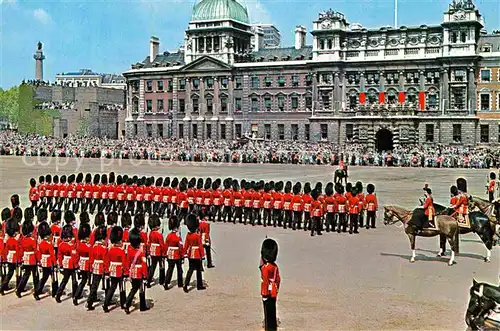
xmin=324 ymin=183 xmax=337 ymax=232
xmin=364 ymin=184 xmax=378 ymax=229
xmin=260 ymin=238 xmax=280 ymax=331
xmin=86 ymin=226 xmax=107 ymax=311
xmin=89 ymin=212 xmax=106 ymax=246
xmin=262 ymin=183 xmax=274 ymax=227
xmin=116 ymin=175 xmax=127 ymax=215
xmin=50 ymin=210 xmax=62 ymax=257
xmin=152 ymin=177 xmax=163 ymax=215
xmin=73 ymin=173 xmax=84 ymax=214
xmin=106 ymin=172 xmax=117 ymax=214
xmin=187 ymin=178 xmax=196 ymax=214
xmin=37 ymin=175 xmax=46 ymax=211
xmin=177 ymin=182 xmax=189 ymax=224
xmin=56 ymin=175 xmax=67 ymax=211
xmin=103 ymin=226 xmax=128 ymax=312
xmin=125 ymin=177 xmax=136 ymax=216
xmin=1 ymin=219 xmax=20 ymax=295
xmin=347 ymin=187 xmax=360 ymax=234
xmin=310 ymin=189 xmax=324 ymax=236
xmin=35 ymin=222 xmax=55 ymax=300
xmin=164 ymin=216 xmax=184 ymax=290
xmin=74 ymin=223 xmax=91 ymax=305
xmin=233 ymin=180 xmax=244 ymax=224
xmin=272 ymin=182 xmax=284 ymax=227
xmin=203 ymin=180 xmax=213 ymax=222
xmin=252 ymin=182 xmax=263 ymax=226
xmin=29 ymin=178 xmax=40 ymax=212
xmin=50 ymin=175 xmax=59 ymax=212
xmin=199 ymin=213 xmax=215 ymax=268
xmin=99 ymin=174 xmax=109 ymax=214
xmin=147 ymin=214 xmax=166 ymax=287
xmin=282 ymin=182 xmax=293 ymax=229
xmin=302 ymin=183 xmax=313 ymax=231
xmin=89 ymin=174 xmax=101 ymax=215
xmin=55 ymin=225 xmax=79 ymax=303
xmin=124 ymin=227 xmax=149 ymax=314
xmin=488 ymin=172 xmax=497 ymax=203
xmin=16 ymin=220 xmax=39 ymax=298
xmin=121 ymin=213 xmax=132 ymax=251
xmin=183 ymin=214 xmax=206 ymax=292
xmin=66 ymin=174 xmax=76 ymax=212
xmin=291 ymin=183 xmax=303 ymax=230
xmin=143 ymin=177 xmax=154 ymax=215
xmin=212 ymin=181 xmax=223 ymax=222
xmin=355 ymin=182 xmax=365 ymax=228
xmin=243 ymin=182 xmax=254 ymax=225
xmin=221 ymin=179 xmax=234 ymax=223
xmin=82 ymin=174 xmax=93 ymax=214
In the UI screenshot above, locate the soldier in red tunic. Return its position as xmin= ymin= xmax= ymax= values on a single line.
xmin=74 ymin=223 xmax=91 ymax=305
xmin=212 ymin=181 xmax=223 ymax=222
xmin=115 ymin=175 xmax=126 ymax=215
xmin=29 ymin=178 xmax=40 ymax=212
xmin=310 ymin=189 xmax=324 ymax=236
xmin=336 ymin=184 xmax=348 ymax=233
xmin=152 ymin=177 xmax=163 ymax=215
xmin=103 ymin=226 xmax=128 ymax=312
xmin=423 ymin=187 xmax=435 ymax=228
xmin=169 ymin=177 xmax=180 ymax=217
xmin=89 ymin=212 xmax=105 ymax=246
xmin=262 ymin=183 xmax=274 ymax=227
xmin=183 ymin=214 xmax=206 ymax=292
xmin=50 ymin=175 xmax=59 ymax=212
xmin=125 ymin=227 xmax=149 ymax=314
xmin=56 ymin=175 xmax=67 ymax=211
xmin=125 ymin=177 xmax=136 ymax=216
xmin=198 ymin=212 xmax=214 ymax=268
xmin=106 ymin=172 xmax=116 ymax=214
xmin=44 ymin=174 xmax=55 ymax=212
xmin=324 ymin=183 xmax=337 ymax=232
xmin=66 ymin=174 xmax=76 ymax=212
xmin=55 ymin=225 xmax=79 ymax=303
xmin=194 ymin=178 xmax=204 ymax=215
xmin=86 ymin=226 xmax=107 ymax=310
xmin=73 ymin=173 xmax=84 ymax=214
xmin=220 ymin=179 xmax=234 ymax=223
xmin=98 ymin=174 xmax=108 ymax=214
xmin=1 ymin=219 xmax=20 ymax=295
xmin=37 ymin=175 xmax=46 ymax=211
xmin=290 ymin=183 xmax=303 ymax=230
xmin=147 ymin=214 xmax=165 ymax=287
xmin=177 ymin=182 xmax=189 ymax=224
xmin=143 ymin=177 xmax=154 ymax=215
xmin=88 ymin=174 xmax=100 ymax=214
xmin=121 ymin=213 xmax=132 ymax=252
xmin=186 ymin=178 xmax=196 ymax=214
xmin=164 ymin=216 xmax=184 ymax=290
xmin=232 ymin=180 xmax=244 ymax=223
xmin=302 ymin=183 xmax=313 ymax=231
xmin=282 ymin=182 xmax=292 ymax=229
xmin=364 ymin=184 xmax=378 ymax=229
xmin=16 ymin=220 xmax=39 ymax=297
xmin=260 ymin=238 xmax=280 ymax=331
xmin=347 ymin=187 xmax=360 ymax=234
xmin=81 ymin=174 xmax=93 ymax=213
xmin=35 ymin=222 xmax=55 ymax=300
xmin=272 ymin=182 xmax=284 ymax=227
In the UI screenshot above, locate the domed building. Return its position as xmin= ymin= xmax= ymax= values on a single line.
xmin=123 ymin=0 xmax=500 ymax=146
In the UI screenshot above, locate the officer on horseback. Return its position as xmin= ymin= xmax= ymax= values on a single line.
xmin=456 ymin=177 xmax=470 ymax=228
xmin=423 ymin=187 xmax=435 ymax=228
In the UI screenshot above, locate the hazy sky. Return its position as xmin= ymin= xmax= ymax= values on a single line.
xmin=1 ymin=0 xmax=499 ymax=88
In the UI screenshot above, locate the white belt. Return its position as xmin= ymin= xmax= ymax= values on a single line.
xmin=94 ymin=259 xmax=103 ymax=263
xmin=24 ymin=252 xmax=35 ymax=255
xmin=110 ymin=262 xmax=122 ymax=266
xmin=80 ymin=257 xmax=89 ymax=261
xmin=168 ymin=247 xmax=179 ymax=250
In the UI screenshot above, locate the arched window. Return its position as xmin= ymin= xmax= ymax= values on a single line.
xmin=387 ymin=89 xmax=398 ymax=104
xmin=406 ymin=88 xmax=417 ymax=104
xmin=367 ymin=89 xmax=378 ymax=104
xmin=451 ymin=32 xmax=457 ymax=43
xmin=427 ymin=88 xmax=439 ymax=110
xmin=460 ymin=31 xmax=467 ymax=43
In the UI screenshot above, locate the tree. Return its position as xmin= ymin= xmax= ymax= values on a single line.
xmin=0 ymin=86 xmax=20 ymax=128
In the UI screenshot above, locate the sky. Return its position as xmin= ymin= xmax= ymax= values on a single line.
xmin=1 ymin=0 xmax=499 ymax=89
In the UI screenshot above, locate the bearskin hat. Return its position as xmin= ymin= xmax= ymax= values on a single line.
xmin=10 ymin=194 xmax=20 ymax=208
xmin=261 ymin=238 xmax=278 ymax=263
xmin=155 ymin=177 xmax=163 ymax=187
xmin=117 ymin=175 xmax=123 ymax=185
xmin=148 ymin=214 xmax=161 ymax=230
xmin=132 ymin=175 xmax=138 ymax=184
xmin=68 ymin=174 xmax=75 ymax=184
xmin=93 ymin=174 xmax=100 ymax=185
xmin=30 ymin=178 xmax=36 ymax=187
xmin=61 ymin=225 xmax=74 ymax=240
xmin=134 ymin=213 xmax=145 ymax=229
xmin=76 ymin=173 xmax=83 ymax=184
xmin=45 ymin=174 xmax=52 ymax=183
xmin=84 ymin=173 xmax=92 ymax=183
xmin=367 ymin=184 xmax=375 ymax=194
xmin=216 ymin=178 xmax=222 ymax=186
xmin=292 ymin=183 xmax=300 ymax=195
xmin=304 ymin=182 xmax=311 ymax=194
xmin=141 ymin=176 xmax=147 ymax=184
xmin=325 ymin=183 xmax=334 ymax=196
xmin=355 ymin=181 xmax=363 ymax=191
xmin=24 ymin=207 xmax=34 ymax=222
xmin=338 ymin=185 xmax=345 ymax=194
xmin=186 ymin=213 xmax=199 ymax=233
xmin=245 ymin=182 xmax=251 ymax=191
xmin=120 ymin=212 xmax=131 ymax=229
xmin=311 ymin=189 xmax=319 ymax=200
xmin=346 ymin=182 xmax=352 ymax=193
xmin=123 ymin=174 xmax=129 ymax=182
xmin=269 ymin=181 xmax=275 ymax=191
xmin=78 ymin=223 xmax=91 ymax=240
xmin=179 ymin=182 xmax=187 ymax=192
xmin=137 ymin=177 xmax=143 ymax=186
xmin=109 ymin=172 xmax=115 ymax=184
xmin=94 ymin=225 xmax=107 ymax=242
xmin=107 ymin=212 xmax=118 ymax=226
xmin=64 ymin=210 xmax=76 ymax=224
xmin=94 ymin=212 xmax=105 ymax=227
xmin=450 ymin=185 xmax=458 ymax=196
xmin=285 ymin=181 xmax=292 ymax=193
xmin=149 ymin=177 xmax=155 ymax=186
xmin=351 ymin=187 xmax=358 ymax=196
xmin=101 ymin=174 xmax=108 ymax=185
xmin=38 ymin=221 xmax=51 ymax=239
xmin=163 ymin=177 xmax=171 ymax=187
xmin=51 ymin=210 xmax=62 ymax=223
xmin=171 ymin=178 xmax=179 ymax=188
xmin=126 ymin=178 xmax=133 ymax=186
xmin=204 ymin=180 xmax=211 ymax=190
xmin=110 ymin=226 xmax=123 ymax=244
xmin=264 ymin=183 xmax=271 ymax=193
xmin=250 ymin=181 xmax=256 ymax=190
xmin=315 ymin=182 xmax=323 ymax=194
xmin=80 ymin=211 xmax=90 ymax=225
xmin=206 ymin=177 xmax=212 ymax=187
xmin=232 ymin=179 xmax=239 ymax=190
xmin=212 ymin=181 xmax=218 ymax=190
xmin=456 ymin=178 xmax=467 ymax=193
xmin=129 ymin=228 xmax=141 ymax=249
xmin=11 ymin=207 xmax=22 ymax=222
xmin=490 ymin=172 xmax=496 ymax=180
xmin=168 ymin=215 xmax=180 ymax=231
xmin=6 ymin=219 xmax=19 ymax=237
xmin=37 ymin=208 xmax=48 ymax=223
xmin=38 ymin=175 xmax=45 ymax=184
xmin=60 ymin=175 xmax=67 ymax=184
xmin=224 ymin=179 xmax=231 ymax=190
xmin=240 ymin=179 xmax=246 ymax=188
xmin=53 ymin=175 xmax=59 ymax=184
xmin=22 ymin=220 xmax=34 ymax=237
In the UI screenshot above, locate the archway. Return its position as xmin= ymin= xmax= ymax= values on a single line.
xmin=375 ymin=129 xmax=393 ymax=152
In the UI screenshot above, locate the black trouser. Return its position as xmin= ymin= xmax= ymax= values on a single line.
xmin=56 ymin=269 xmax=77 ymax=298
xmin=272 ymin=209 xmax=282 ymax=227
xmin=126 ymin=200 xmax=135 ymax=215
xmin=263 ymin=209 xmax=272 ymax=226
xmin=206 ymin=205 xmax=215 ymax=222
xmin=117 ymin=200 xmax=126 ymax=215
xmin=325 ymin=212 xmax=336 ymax=232
xmin=36 ymin=267 xmax=54 ymax=295
xmin=178 ymin=208 xmax=188 ymax=224
xmin=337 ymin=213 xmax=347 ymax=233
xmin=104 ymin=276 xmax=125 ymax=308
xmin=147 ymin=256 xmax=163 ymax=285
xmin=292 ymin=211 xmax=302 ymax=230
xmin=81 ymin=198 xmax=91 ymax=213
xmin=358 ymin=210 xmax=365 ymax=227
xmin=366 ymin=211 xmax=376 ymax=228
xmin=153 ymin=201 xmax=161 ymax=215
xmin=211 ymin=205 xmax=221 ymax=221
xmin=74 ymin=270 xmax=89 ymax=299
xmin=263 ymin=296 xmax=277 ymax=331
xmin=489 ymin=191 xmax=494 ymax=203
xmin=56 ymin=197 xmax=65 ymax=211
xmin=87 ymin=274 xmax=104 ymax=307
xmin=48 ymin=197 xmax=57 ymax=212
xmin=234 ymin=207 xmax=243 ymax=223
xmin=73 ymin=198 xmax=82 ymax=213
xmin=349 ymin=214 xmax=359 ymax=233
xmin=311 ymin=216 xmax=322 ymax=236
xmin=31 ymin=200 xmax=39 ymax=213
xmin=125 ymin=278 xmax=144 ymax=308
xmin=304 ymin=212 xmax=311 ymax=230
xmin=17 ymin=265 xmax=39 ymax=294
xmin=144 ymin=201 xmax=153 ymax=215
xmin=107 ymin=199 xmax=116 ymax=213
xmin=65 ymin=198 xmax=75 ymax=211
xmin=184 ymin=259 xmax=203 ymax=289
xmin=204 ymin=245 xmax=213 ymax=267
xmin=283 ymin=210 xmax=292 ymax=229
xmin=165 ymin=259 xmax=183 ymax=287
xmin=90 ymin=198 xmax=100 ymax=214
xmin=1 ymin=263 xmax=17 ymax=290
xmin=220 ymin=206 xmax=232 ymax=223
xmin=243 ymin=207 xmax=252 ymax=224
xmin=99 ymin=199 xmax=108 ymax=213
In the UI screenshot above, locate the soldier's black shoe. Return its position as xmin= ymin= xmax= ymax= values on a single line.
xmin=103 ymin=306 xmax=110 ymax=313
xmin=55 ymin=296 xmax=62 ymax=303
xmin=183 ymin=286 xmax=189 ymax=293
xmin=349 ymin=230 xmax=353 ymax=234
xmin=197 ymin=286 xmax=206 ymax=290
xmin=34 ymin=293 xmax=41 ymax=301
xmin=318 ymin=232 xmax=323 ymax=235
xmin=207 ymin=264 xmax=215 ymax=268
xmin=366 ymin=226 xmax=370 ymax=230
xmin=15 ymin=291 xmax=22 ymax=298
xmin=354 ymin=231 xmax=359 ymax=234
xmin=124 ymin=307 xmax=130 ymax=315
xmin=86 ymin=303 xmax=95 ymax=311
xmin=73 ymin=298 xmax=78 ymax=306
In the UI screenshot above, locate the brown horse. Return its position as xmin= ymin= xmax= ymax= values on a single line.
xmin=383 ymin=205 xmax=460 ymax=266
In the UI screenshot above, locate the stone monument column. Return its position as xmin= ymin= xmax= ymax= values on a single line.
xmin=33 ymin=41 xmax=45 ymax=81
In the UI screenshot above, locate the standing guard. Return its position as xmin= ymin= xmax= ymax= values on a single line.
xmin=164 ymin=216 xmax=184 ymax=290
xmin=221 ymin=179 xmax=234 ymax=223
xmin=291 ymin=183 xmax=303 ymax=230
xmin=124 ymin=228 xmax=149 ymax=314
xmin=260 ymin=238 xmax=280 ymax=331
xmin=35 ymin=222 xmax=55 ymax=300
xmin=199 ymin=214 xmax=214 ymax=268
xmin=103 ymin=226 xmax=128 ymax=312
xmin=86 ymin=226 xmax=108 ymax=310
xmin=272 ymin=182 xmax=284 ymax=227
xmin=243 ymin=182 xmax=254 ymax=225
xmin=262 ymin=184 xmax=274 ymax=227
xmin=183 ymin=214 xmax=206 ymax=292
xmin=147 ymin=214 xmax=165 ymax=287
xmin=1 ymin=219 xmax=20 ymax=295
xmin=55 ymin=225 xmax=79 ymax=303
xmin=364 ymin=184 xmax=378 ymax=229
xmin=29 ymin=178 xmax=40 ymax=211
xmin=232 ymin=180 xmax=244 ymax=224
xmin=16 ymin=220 xmax=39 ymax=298
xmin=324 ymin=183 xmax=337 ymax=232
xmin=310 ymin=189 xmax=324 ymax=236
xmin=487 ymin=172 xmax=497 ymax=203
xmin=74 ymin=223 xmax=91 ymax=305
xmin=355 ymin=181 xmax=365 ymax=228
xmin=302 ymin=183 xmax=313 ymax=231
xmin=347 ymin=187 xmax=360 ymax=234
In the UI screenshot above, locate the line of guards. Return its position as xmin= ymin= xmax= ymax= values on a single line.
xmin=1 ymin=197 xmax=211 ymax=314
xmin=27 ymin=172 xmax=378 ymax=236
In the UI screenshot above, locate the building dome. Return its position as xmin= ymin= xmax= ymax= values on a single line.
xmin=191 ymin=0 xmax=250 ymax=24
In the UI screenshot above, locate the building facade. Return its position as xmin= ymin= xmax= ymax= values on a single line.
xmin=55 ymin=69 xmax=126 ymax=90
xmin=124 ymin=0 xmax=496 ymax=149
xmin=251 ymin=24 xmax=281 ymax=48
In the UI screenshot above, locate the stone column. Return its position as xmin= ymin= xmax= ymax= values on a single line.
xmin=334 ymin=71 xmax=340 ymax=111
xmin=468 ymin=67 xmax=476 ymax=114
xmin=379 ymin=71 xmax=385 ymax=104
xmin=138 ymin=79 xmax=145 ymax=119
xmin=213 ymin=77 xmax=219 ymax=117
xmin=126 ymin=83 xmax=133 ymax=119
xmin=441 ymin=68 xmax=449 ymax=110
xmin=340 ymin=72 xmax=346 ymax=111
xmin=398 ymin=71 xmax=405 ymax=90
xmin=228 ymin=76 xmax=234 ymax=117
xmin=360 ymin=72 xmax=366 ymax=92
xmin=199 ymin=77 xmax=205 ymax=116
xmin=419 ymin=70 xmax=425 ymax=91
xmin=185 ymin=78 xmax=192 ymax=117
xmin=312 ymin=72 xmax=319 ymax=111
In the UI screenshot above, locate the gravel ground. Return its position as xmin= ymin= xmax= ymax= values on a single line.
xmin=0 ymin=156 xmax=498 ymax=330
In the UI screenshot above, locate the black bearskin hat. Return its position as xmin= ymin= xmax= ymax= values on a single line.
xmin=169 ymin=215 xmax=180 ymax=231
xmin=126 ymin=178 xmax=133 ymax=186
xmin=45 ymin=174 xmax=52 ymax=183
xmin=123 ymin=174 xmax=129 ymax=182
xmin=38 ymin=222 xmax=51 ymax=239
xmin=24 ymin=207 xmax=34 ymax=222
xmin=85 ymin=173 xmax=92 ymax=183
xmin=188 ymin=177 xmax=196 ymax=188
xmin=171 ymin=177 xmax=179 ymax=188
xmin=117 ymin=175 xmax=123 ymax=185
xmin=351 ymin=187 xmax=358 ymax=196
xmin=61 ymin=224 xmax=74 ymax=240
xmin=39 ymin=175 xmax=45 ymax=184
xmin=195 ymin=178 xmax=203 ymax=190
xmin=163 ymin=177 xmax=171 ymax=187
xmin=285 ymin=181 xmax=292 ymax=193
xmin=295 ymin=182 xmax=302 ymax=192
xmin=216 ymin=178 xmax=222 ymax=186
xmin=60 ymin=175 xmax=67 ymax=184
xmin=212 ymin=182 xmax=218 ymax=190
xmin=311 ymin=189 xmax=319 ymax=200
xmin=264 ymin=183 xmax=271 ymax=193
xmin=346 ymin=182 xmax=352 ymax=193
xmin=134 ymin=213 xmax=145 ymax=229
xmin=179 ymin=182 xmax=187 ymax=192
xmin=292 ymin=183 xmax=300 ymax=195
xmin=456 ymin=178 xmax=467 ymax=193
xmin=367 ymin=184 xmax=375 ymax=194
xmin=93 ymin=174 xmax=100 ymax=185
xmin=224 ymin=179 xmax=231 ymax=190
xmin=121 ymin=212 xmax=132 ymax=228
xmin=245 ymin=182 xmax=251 ymax=191
xmin=76 ymin=173 xmax=83 ymax=184
xmin=304 ymin=182 xmax=311 ymax=194
xmin=6 ymin=219 xmax=19 ymax=237
xmin=132 ymin=175 xmax=138 ymax=184
xmin=51 ymin=210 xmax=62 ymax=223
xmin=10 ymin=194 xmax=20 ymax=208
xmin=148 ymin=214 xmax=161 ymax=230
xmin=94 ymin=226 xmax=107 ymax=242
xmin=490 ymin=172 xmax=496 ymax=180
xmin=109 ymin=172 xmax=115 ymax=184
xmin=325 ymin=183 xmax=334 ymax=196
xmin=450 ymin=185 xmax=458 ymax=196
xmin=12 ymin=207 xmax=22 ymax=222
xmin=338 ymin=185 xmax=345 ymax=194
xmin=137 ymin=177 xmax=144 ymax=186
xmin=355 ymin=181 xmax=363 ymax=191
xmin=64 ymin=210 xmax=76 ymax=224
xmin=186 ymin=213 xmax=199 ymax=233
xmin=240 ymin=179 xmax=246 ymax=189
xmin=80 ymin=211 xmax=90 ymax=225
xmin=78 ymin=223 xmax=91 ymax=240
xmin=53 ymin=175 xmax=59 ymax=184
xmin=101 ymin=174 xmax=108 ymax=185
xmin=155 ymin=177 xmax=163 ymax=187
xmin=30 ymin=178 xmax=36 ymax=187
xmin=232 ymin=179 xmax=239 ymax=190
xmin=68 ymin=174 xmax=75 ymax=184
xmin=315 ymin=182 xmax=323 ymax=194
xmin=204 ymin=180 xmax=211 ymax=190
xmin=129 ymin=228 xmax=141 ymax=249
xmin=107 ymin=212 xmax=118 ymax=226
xmin=22 ymin=220 xmax=34 ymax=236
xmin=37 ymin=208 xmax=48 ymax=223
xmin=110 ymin=226 xmax=123 ymax=244
xmin=269 ymin=181 xmax=275 ymax=191
xmin=94 ymin=212 xmax=105 ymax=227
xmin=261 ymin=238 xmax=278 ymax=263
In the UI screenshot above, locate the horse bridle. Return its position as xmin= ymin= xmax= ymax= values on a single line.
xmin=384 ymin=208 xmax=408 ymax=226
xmin=467 ymin=284 xmax=500 ymax=329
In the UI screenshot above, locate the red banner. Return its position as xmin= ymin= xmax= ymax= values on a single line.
xmin=398 ymin=91 xmax=405 ymax=103
xmin=418 ymin=91 xmax=426 ymax=110
xmin=359 ymin=92 xmax=366 ymax=104
xmin=378 ymin=92 xmax=385 ymax=104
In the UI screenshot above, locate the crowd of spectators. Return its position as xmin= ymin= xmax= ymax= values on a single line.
xmin=0 ymin=131 xmax=498 ymax=169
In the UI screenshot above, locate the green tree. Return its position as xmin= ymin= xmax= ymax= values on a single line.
xmin=0 ymin=86 xmax=20 ymax=127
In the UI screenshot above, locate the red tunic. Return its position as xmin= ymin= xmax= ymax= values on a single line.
xmin=171 ymin=188 xmax=179 ymax=204
xmin=177 ymin=191 xmax=188 ymax=209
xmin=423 ymin=197 xmax=435 ymax=217
xmin=243 ymin=190 xmax=254 ymax=208
xmin=38 ymin=239 xmax=56 ymax=267
xmin=260 ymin=262 xmax=280 ymax=298
xmin=195 ymin=189 xmax=204 ymax=205
xmin=325 ymin=195 xmax=337 ymax=213
xmin=127 ymin=246 xmax=147 ymax=279
xmin=199 ymin=221 xmax=211 ymax=246
xmin=50 ymin=224 xmax=61 ymax=248
xmin=212 ymin=190 xmax=222 ymax=206
xmin=203 ymin=189 xmax=213 ymax=206
xmin=148 ymin=230 xmax=165 ymax=257
xmin=357 ymin=193 xmax=365 ymax=211
xmin=59 ymin=183 xmax=68 ymax=198
xmin=311 ymin=200 xmax=324 ymax=217
xmin=58 ymin=241 xmax=78 ymax=269
xmin=126 ymin=185 xmax=136 ymax=201
xmin=144 ymin=186 xmax=153 ymax=201
xmin=291 ymin=194 xmax=303 ymax=212
xmin=183 ymin=232 xmax=204 ymax=259
xmin=262 ymin=192 xmax=274 ymax=209
xmin=19 ymin=236 xmax=37 ymax=265
xmin=90 ymin=243 xmax=108 ymax=274
xmin=302 ymin=194 xmax=313 ymax=213
xmin=67 ymin=183 xmax=75 ymax=199
xmin=75 ymin=183 xmax=84 ymax=199
xmin=187 ymin=188 xmax=195 ymax=205
xmin=77 ymin=242 xmax=91 ymax=271
xmin=252 ymin=191 xmax=262 ymax=208
xmin=165 ymin=231 xmax=183 ymax=260
xmin=233 ymin=191 xmax=243 ymax=207
xmin=84 ymin=183 xmax=93 ymax=199
xmin=348 ymin=196 xmax=360 ymax=214
xmin=365 ymin=194 xmax=378 ymax=212
xmin=116 ymin=184 xmax=126 ymax=201
xmin=139 ymin=231 xmax=148 ymax=253
xmin=336 ymin=194 xmax=347 ymax=214
xmin=4 ymin=237 xmax=21 ymax=263
xmin=38 ymin=183 xmax=46 ymax=198
xmin=29 ymin=187 xmax=40 ymax=201
xmin=272 ymin=192 xmax=284 ymax=210
xmin=161 ymin=187 xmax=172 ymax=203
xmin=92 ymin=184 xmax=101 ymax=199
xmin=222 ymin=189 xmax=233 ymax=207
xmin=107 ymin=245 xmax=128 ymax=277
xmin=45 ymin=183 xmax=54 ymax=197
xmin=153 ymin=186 xmax=162 ymax=202
xmin=135 ymin=185 xmax=145 ymax=202
xmin=283 ymin=193 xmax=292 ymax=211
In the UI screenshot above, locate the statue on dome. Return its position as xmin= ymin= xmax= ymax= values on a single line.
xmin=37 ymin=41 xmax=42 ymax=50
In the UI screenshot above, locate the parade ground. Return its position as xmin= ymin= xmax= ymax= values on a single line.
xmin=0 ymin=156 xmax=498 ymax=330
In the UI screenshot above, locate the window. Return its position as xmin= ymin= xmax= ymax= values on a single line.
xmin=235 ymin=76 xmax=242 ymax=89
xmin=157 ymin=99 xmax=164 ymax=113
xmin=167 ymin=80 xmax=173 ymax=92
xmin=192 ymin=98 xmax=199 ymax=113
xmin=206 ymin=124 xmax=212 ymax=139
xmin=407 ymin=91 xmax=417 ymax=104
xmin=192 ymin=124 xmax=198 ymax=139
xmin=306 ymin=96 xmax=312 ymax=109
xmin=322 ymin=74 xmax=331 ymax=84
xmin=292 ymin=75 xmax=299 ymax=87
xmin=291 ymin=96 xmax=299 ymax=109
xmin=451 ymin=32 xmax=457 ymax=43
xmin=305 ymin=124 xmax=310 ymax=140
xmin=251 ymin=77 xmax=259 ymax=89
xmin=178 ymin=124 xmax=184 ymax=139
xmin=452 ymin=88 xmax=465 ymax=109
xmin=349 ymin=94 xmax=357 ymax=109
xmin=264 ymin=77 xmax=272 ymax=88
xmin=346 ymin=124 xmax=353 ymax=141
xmin=265 ymin=124 xmax=271 ymax=140
xmin=262 ymin=96 xmax=271 ymax=110
xmin=251 ymin=97 xmax=259 ymax=112
xmin=278 ymin=124 xmax=285 ymax=140
xmin=319 ymin=39 xmax=325 ymax=49
xmin=146 ymin=124 xmax=153 ymax=138
xmin=322 ymin=94 xmax=330 ymax=108
xmin=206 ymin=96 xmax=213 ymax=113
xmin=221 ymin=96 xmax=228 ymax=112
xmin=327 ymin=39 xmax=333 ymax=49
xmin=278 ymin=76 xmax=285 ymax=87
xmin=481 ymin=70 xmax=491 ymax=82
xmin=453 ymin=124 xmax=462 ymax=142
xmin=306 ymin=74 xmax=313 ymax=86
xmin=428 ymin=93 xmax=438 ymax=108
xmin=158 ymin=124 xmax=164 ymax=138
xmin=132 ymin=99 xmax=139 ymax=113
xmin=235 ymin=124 xmax=242 ymax=138
xmin=179 ymin=79 xmax=186 ymax=90
xmin=220 ymin=124 xmax=226 ymax=139
xmin=192 ymin=78 xmax=200 ymax=89
xmin=426 ymin=124 xmax=434 ymax=142
xmin=205 ymin=78 xmax=214 ymax=89
xmin=278 ymin=95 xmax=285 ymax=111
xmin=454 ymin=70 xmax=466 ymax=82
xmin=179 ymin=99 xmax=185 ymax=113
xmin=146 ymin=100 xmax=153 ymax=113
xmin=291 ymin=124 xmax=298 ymax=141
xmin=460 ymin=31 xmax=467 ymax=43
xmin=157 ymin=80 xmax=164 ymax=91
xmin=321 ymin=124 xmax=328 ymax=140
xmin=480 ymin=125 xmax=489 ymax=143
xmin=235 ymin=98 xmax=242 ymax=112
xmin=146 ymin=80 xmax=153 ymax=92
xmin=368 ymin=91 xmax=378 ymax=104
xmin=134 ymin=124 xmax=138 ymax=136
xmin=168 ymin=99 xmax=173 ymax=111
xmin=221 ymin=78 xmax=228 ymax=89
xmin=480 ymin=94 xmax=490 ymax=110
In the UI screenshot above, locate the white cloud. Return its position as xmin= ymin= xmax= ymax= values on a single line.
xmin=244 ymin=0 xmax=272 ymax=24
xmin=33 ymin=8 xmax=53 ymax=25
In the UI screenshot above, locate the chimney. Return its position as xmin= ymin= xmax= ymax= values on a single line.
xmin=295 ymin=25 xmax=306 ymax=50
xmin=150 ymin=36 xmax=160 ymax=63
